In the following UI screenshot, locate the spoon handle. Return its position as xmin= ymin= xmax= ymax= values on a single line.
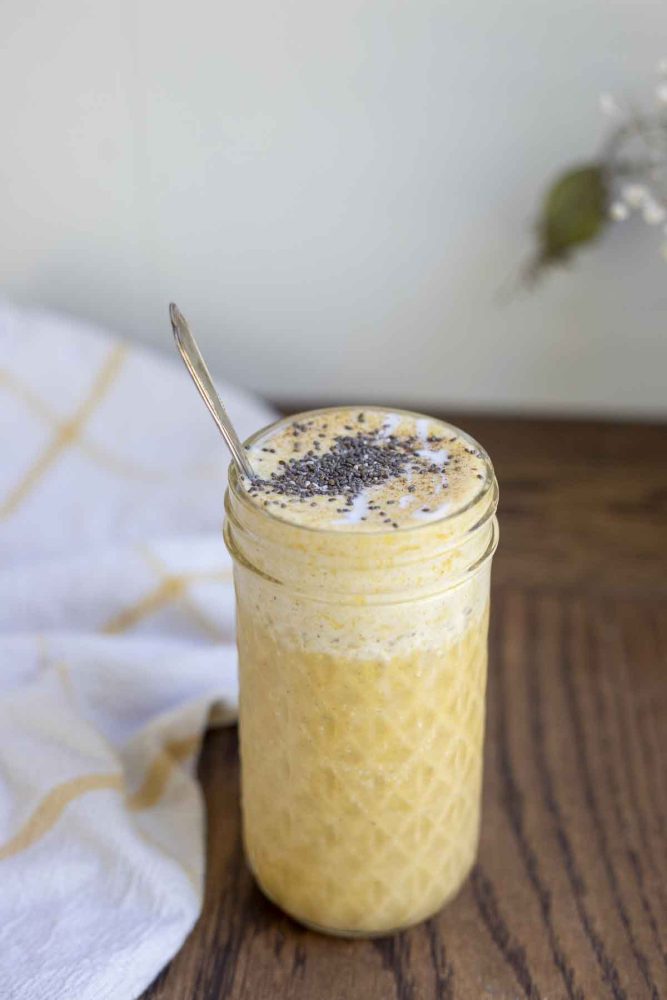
xmin=169 ymin=303 xmax=256 ymax=480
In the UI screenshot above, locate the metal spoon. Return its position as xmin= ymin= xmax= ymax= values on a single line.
xmin=169 ymin=303 xmax=256 ymax=481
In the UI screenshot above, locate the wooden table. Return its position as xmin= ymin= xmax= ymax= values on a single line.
xmin=143 ymin=415 xmax=667 ymax=1000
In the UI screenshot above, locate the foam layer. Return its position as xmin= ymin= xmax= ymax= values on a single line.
xmin=243 ymin=407 xmax=488 ymax=532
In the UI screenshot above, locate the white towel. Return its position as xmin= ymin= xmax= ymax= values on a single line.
xmin=0 ymin=302 xmax=276 ymax=1000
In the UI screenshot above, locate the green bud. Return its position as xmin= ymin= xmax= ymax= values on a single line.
xmin=526 ymin=164 xmax=608 ymax=283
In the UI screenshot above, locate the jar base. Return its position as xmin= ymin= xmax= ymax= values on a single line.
xmin=251 ymin=864 xmax=471 ymax=940
xmin=281 ymin=910 xmax=442 ymax=940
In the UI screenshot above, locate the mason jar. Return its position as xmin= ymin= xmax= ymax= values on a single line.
xmin=224 ymin=408 xmax=499 ymax=937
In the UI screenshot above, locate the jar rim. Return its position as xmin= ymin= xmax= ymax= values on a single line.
xmin=229 ymin=405 xmax=497 ymax=538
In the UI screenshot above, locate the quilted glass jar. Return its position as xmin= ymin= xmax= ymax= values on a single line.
xmin=224 ymin=412 xmax=499 ymax=937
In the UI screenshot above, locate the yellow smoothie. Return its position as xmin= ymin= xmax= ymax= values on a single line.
xmin=224 ymin=407 xmax=498 ymax=936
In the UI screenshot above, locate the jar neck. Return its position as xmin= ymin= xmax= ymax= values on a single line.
xmin=224 ymin=469 xmax=499 ymax=602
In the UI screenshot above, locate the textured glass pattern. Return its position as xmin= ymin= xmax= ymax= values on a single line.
xmin=237 ymin=609 xmax=489 ymax=936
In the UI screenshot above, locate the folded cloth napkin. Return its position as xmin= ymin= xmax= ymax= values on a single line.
xmin=0 ymin=301 xmax=276 ymax=1000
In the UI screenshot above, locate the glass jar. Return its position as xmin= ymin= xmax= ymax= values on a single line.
xmin=224 ymin=409 xmax=499 ymax=937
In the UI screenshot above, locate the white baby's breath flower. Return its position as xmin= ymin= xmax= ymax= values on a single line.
xmin=642 ymin=200 xmax=666 ymax=225
xmin=599 ymin=92 xmax=620 ymax=116
xmin=622 ymin=183 xmax=649 ymax=207
xmin=527 ymin=61 xmax=667 ymax=280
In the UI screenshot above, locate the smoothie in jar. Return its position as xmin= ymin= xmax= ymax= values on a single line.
xmin=224 ymin=407 xmax=499 ymax=936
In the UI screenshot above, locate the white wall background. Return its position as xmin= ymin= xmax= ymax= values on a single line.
xmin=2 ymin=0 xmax=666 ymax=416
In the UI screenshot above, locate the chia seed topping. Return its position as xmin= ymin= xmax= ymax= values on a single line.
xmin=250 ymin=428 xmax=424 ymax=501
xmin=244 ymin=408 xmax=487 ymax=532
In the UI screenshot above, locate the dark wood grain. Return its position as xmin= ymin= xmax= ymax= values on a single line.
xmin=142 ymin=413 xmax=667 ymax=1000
